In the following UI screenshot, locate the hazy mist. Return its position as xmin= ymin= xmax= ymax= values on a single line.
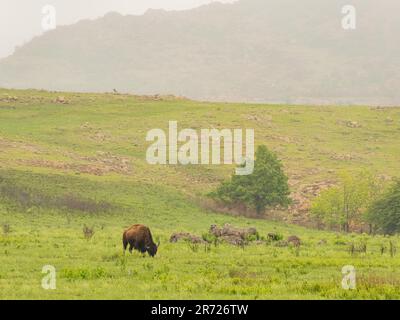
xmin=0 ymin=0 xmax=236 ymax=58
xmin=1 ymin=0 xmax=399 ymax=105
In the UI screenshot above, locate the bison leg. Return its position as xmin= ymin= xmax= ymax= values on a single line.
xmin=123 ymin=238 xmax=128 ymax=254
xmin=128 ymin=240 xmax=135 ymax=253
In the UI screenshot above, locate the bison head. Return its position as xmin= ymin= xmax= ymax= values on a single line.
xmin=147 ymin=240 xmax=160 ymax=257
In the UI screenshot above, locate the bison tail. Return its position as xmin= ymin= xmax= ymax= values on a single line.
xmin=122 ymin=232 xmax=128 ymax=252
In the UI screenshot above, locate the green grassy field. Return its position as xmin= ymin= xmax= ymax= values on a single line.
xmin=1 ymin=89 xmax=400 ymax=299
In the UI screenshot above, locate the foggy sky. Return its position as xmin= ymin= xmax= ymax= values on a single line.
xmin=0 ymin=0 xmax=236 ymax=59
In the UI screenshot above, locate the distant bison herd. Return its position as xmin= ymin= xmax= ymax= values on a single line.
xmin=123 ymin=223 xmax=301 ymax=257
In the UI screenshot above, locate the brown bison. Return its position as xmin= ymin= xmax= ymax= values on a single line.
xmin=123 ymin=224 xmax=160 ymax=257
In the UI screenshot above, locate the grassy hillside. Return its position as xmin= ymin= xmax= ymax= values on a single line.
xmin=1 ymin=88 xmax=400 ymax=299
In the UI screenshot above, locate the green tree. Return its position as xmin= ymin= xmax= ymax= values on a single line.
xmin=311 ymin=171 xmax=382 ymax=232
xmin=366 ymin=180 xmax=400 ymax=235
xmin=310 ymin=186 xmax=344 ymax=229
xmin=210 ymin=145 xmax=291 ymax=215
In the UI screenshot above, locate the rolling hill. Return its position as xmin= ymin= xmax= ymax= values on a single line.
xmin=1 ymin=88 xmax=400 ymax=299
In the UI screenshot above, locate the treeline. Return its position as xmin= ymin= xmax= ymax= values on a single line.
xmin=311 ymin=172 xmax=400 ymax=235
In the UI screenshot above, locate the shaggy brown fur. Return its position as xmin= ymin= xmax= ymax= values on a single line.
xmin=123 ymin=224 xmax=159 ymax=257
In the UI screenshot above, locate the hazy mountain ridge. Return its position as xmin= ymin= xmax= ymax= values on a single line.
xmin=1 ymin=0 xmax=400 ymax=105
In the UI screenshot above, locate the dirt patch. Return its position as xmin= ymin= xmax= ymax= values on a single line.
xmin=19 ymin=151 xmax=132 ymax=176
xmin=330 ymin=153 xmax=362 ymax=161
xmin=245 ymin=113 xmax=273 ymax=123
xmin=78 ymin=122 xmax=113 ymax=142
xmin=68 ymin=151 xmax=132 ymax=175
xmin=287 ymin=180 xmax=336 ymax=225
xmin=90 ymin=132 xmax=112 ymax=142
xmin=0 ymin=137 xmax=44 ymax=154
xmin=2 ymin=134 xmax=131 ymax=176
xmin=18 ymin=159 xmax=104 ymax=176
xmin=264 ymin=134 xmax=299 ymax=144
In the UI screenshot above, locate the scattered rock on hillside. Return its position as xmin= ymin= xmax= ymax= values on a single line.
xmin=20 ymin=151 xmax=132 ymax=176
xmin=208 ymin=224 xmax=259 ymax=245
xmin=337 ymin=120 xmax=362 ymax=128
xmin=287 ymin=235 xmax=301 ymax=247
xmin=385 ymin=117 xmax=394 ymax=124
xmin=0 ymin=94 xmax=18 ymax=102
xmin=302 ymin=181 xmax=336 ymax=197
xmin=222 ymin=235 xmax=245 ymax=246
xmin=210 ymin=223 xmax=257 ymax=239
xmin=80 ymin=122 xmax=91 ymax=129
xmin=288 ymin=180 xmax=336 ymax=225
xmin=330 ymin=153 xmax=360 ymax=161
xmin=169 ymin=232 xmax=204 ymax=244
xmin=55 ymin=96 xmax=68 ymax=104
xmin=135 ymin=94 xmax=187 ymax=102
xmin=246 ymin=114 xmax=272 ymax=123
xmin=0 ymin=137 xmax=44 ymax=154
xmin=247 ymin=114 xmax=259 ymax=121
xmin=346 ymin=121 xmax=361 ymax=128
xmin=289 ymin=180 xmax=335 ymax=211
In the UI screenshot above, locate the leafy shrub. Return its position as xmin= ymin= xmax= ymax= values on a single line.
xmin=367 ymin=180 xmax=400 ymax=235
xmin=311 ymin=171 xmax=383 ymax=232
xmin=267 ymin=232 xmax=283 ymax=242
xmin=245 ymin=232 xmax=261 ymax=242
xmin=202 ymin=232 xmax=220 ymax=247
xmin=209 ymin=145 xmax=291 ymax=215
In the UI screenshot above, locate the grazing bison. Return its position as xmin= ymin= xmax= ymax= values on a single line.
xmin=123 ymin=224 xmax=160 ymax=257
